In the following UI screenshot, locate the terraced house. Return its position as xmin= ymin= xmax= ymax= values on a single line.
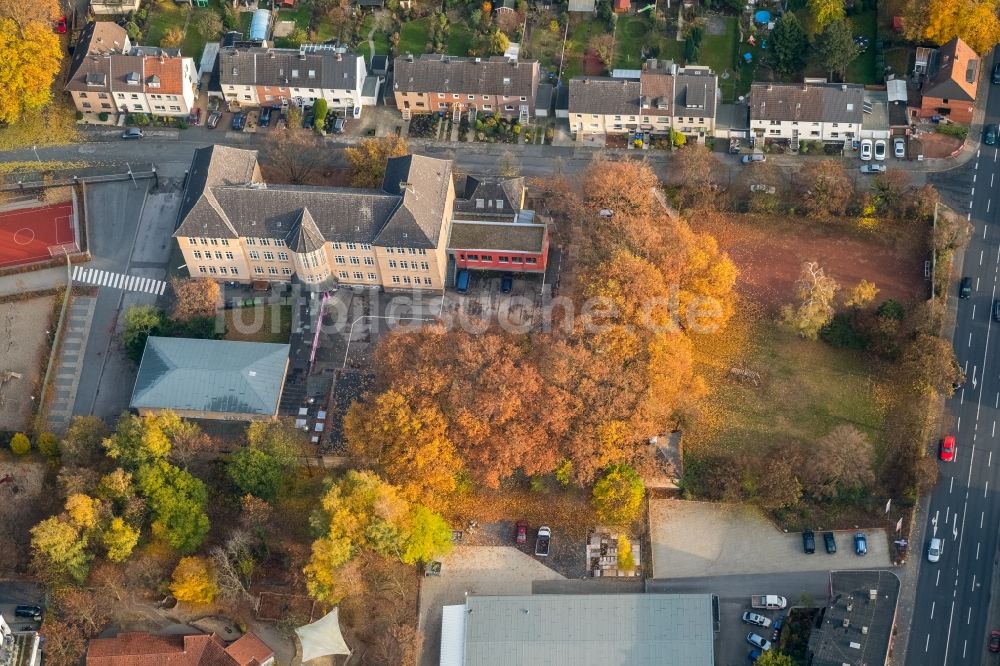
xmin=392 ymin=54 xmax=540 ymax=121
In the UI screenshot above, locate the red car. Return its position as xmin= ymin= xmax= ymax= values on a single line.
xmin=54 ymin=16 xmax=67 ymax=34
xmin=990 ymin=630 xmax=1000 ymax=653
xmin=515 ymin=521 xmax=527 ymax=544
xmin=940 ymin=435 xmax=956 ymax=462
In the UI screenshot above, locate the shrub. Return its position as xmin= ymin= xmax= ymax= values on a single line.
xmin=169 ymin=556 xmax=218 ymax=604
xmin=75 ymin=111 xmax=83 ymax=120
xmin=10 ymin=433 xmax=31 ymax=455
xmin=591 ymin=464 xmax=645 ymax=526
xmin=313 ymin=99 xmax=329 ymax=132
xmin=36 ymin=432 xmax=60 ymax=458
xmin=176 ymin=119 xmax=188 ymax=130
xmin=98 ymin=112 xmax=109 ymax=122
xmin=819 ymin=313 xmax=868 ymax=349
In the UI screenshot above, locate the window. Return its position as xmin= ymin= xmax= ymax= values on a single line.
xmin=483 ymin=104 xmax=493 ymax=110
xmin=504 ymin=105 xmax=515 ymax=111
xmin=424 ymin=277 xmax=432 ymax=285
xmin=260 ymin=239 xmax=271 ymax=246
xmin=282 ymin=267 xmax=292 ymax=275
xmin=350 ymin=256 xmax=360 ymax=265
xmin=511 ymin=256 xmax=523 ymax=263
xmin=421 ymin=261 xmax=429 ymax=270
xmin=388 ymin=260 xmax=398 ymax=268
xmin=219 ymin=267 xmax=228 ymax=275
xmin=468 ymin=95 xmax=475 ymax=100
xmin=208 ymin=266 xmax=217 ymax=274
xmin=453 ymin=94 xmax=460 ymax=99
xmin=209 ymin=239 xmax=219 ymax=246
xmin=386 ymin=247 xmax=394 ymax=254
xmin=225 ymin=252 xmax=234 ymax=260
xmin=438 ymin=103 xmax=448 ymax=109
xmin=520 ymin=96 xmax=527 ymax=101
xmin=476 ymin=198 xmax=485 ymax=208
xmin=332 ymin=242 xmax=342 ymax=249
xmin=399 ymin=260 xmax=409 ymax=269
xmin=403 ymin=276 xmax=412 ymax=284
xmin=347 ymin=242 xmax=357 ymax=250
xmin=339 ymin=271 xmax=349 ymax=278
xmin=82 ymin=103 xmax=92 ymax=109
xmin=499 ymin=256 xmax=508 ymax=263
xmin=419 ymin=249 xmax=427 ymax=255
xmin=231 ymin=267 xmax=239 ymax=276
xmin=278 ymin=252 xmax=288 ymax=261
xmin=392 ymin=275 xmax=401 ymax=284
xmin=214 ymin=251 xmax=223 ymax=259
xmin=249 ymin=251 xmax=259 ymax=260
xmin=198 ymin=266 xmax=207 ymax=274
xmin=481 ymin=255 xmax=493 ymax=262
xmin=467 ymin=254 xmax=479 ymax=261
xmin=496 ymin=199 xmax=503 ymax=208
xmin=336 ymin=255 xmax=346 ymax=264
xmin=361 ymin=243 xmax=371 ymax=250
xmin=364 ymin=256 xmax=375 ymax=265
xmin=526 ymin=257 xmax=537 ymax=264
xmin=353 ymin=271 xmax=363 ymax=279
xmin=246 ymin=238 xmax=256 ymax=245
xmin=275 ymin=239 xmax=285 ymax=247
xmin=254 ymin=266 xmax=264 ymax=274
xmin=80 ymin=93 xmax=88 ymax=99
xmin=408 ymin=248 xmax=416 ymax=255
xmin=193 ymin=251 xmax=202 ymax=259
xmin=368 ymin=272 xmax=377 ymax=280
xmin=263 ymin=251 xmax=275 ymax=261
xmin=221 ymin=239 xmax=230 ymax=246
xmin=268 ymin=267 xmax=278 ymax=275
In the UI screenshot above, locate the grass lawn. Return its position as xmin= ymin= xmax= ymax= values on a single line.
xmin=525 ymin=18 xmax=564 ymax=75
xmin=613 ymin=15 xmax=656 ymax=70
xmin=448 ymin=23 xmax=475 ymax=57
xmin=224 ymin=304 xmax=292 ymax=344
xmin=562 ymin=15 xmax=603 ymax=80
xmin=399 ymin=17 xmax=431 ymax=55
xmin=884 ymin=46 xmax=912 ymax=79
xmin=146 ymin=0 xmax=188 ymax=48
xmin=698 ymin=15 xmax=740 ymax=101
xmin=239 ymin=9 xmax=252 ymax=36
xmin=846 ymin=9 xmax=878 ymax=84
xmin=278 ymin=2 xmax=313 ymax=31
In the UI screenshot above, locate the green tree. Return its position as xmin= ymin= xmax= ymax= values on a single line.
xmin=591 ymin=464 xmax=645 ymax=526
xmin=399 ymin=504 xmax=453 ymax=565
xmin=137 ymin=460 xmax=210 ymax=553
xmin=807 ymin=0 xmax=845 ymax=33
xmin=227 ymin=446 xmax=285 ymax=502
xmin=770 ymin=13 xmax=808 ymax=76
xmin=122 ymin=305 xmax=163 ymax=363
xmin=313 ymin=98 xmax=329 ymax=131
xmin=814 ymin=18 xmax=859 ymax=79
xmin=36 ymin=431 xmax=59 ymax=458
xmin=10 ymin=432 xmax=30 ymax=455
xmin=30 ymin=517 xmax=91 ymax=584
xmin=756 ymin=652 xmax=796 ymax=666
xmin=103 ymin=412 xmax=171 ymax=469
xmin=102 ymin=517 xmax=140 ymax=562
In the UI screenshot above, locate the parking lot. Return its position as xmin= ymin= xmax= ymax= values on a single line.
xmin=649 ymin=500 xmax=892 ymax=578
xmin=442 ymin=271 xmax=545 ymax=332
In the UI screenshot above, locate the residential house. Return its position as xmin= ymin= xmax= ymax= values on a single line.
xmin=65 ymin=23 xmax=197 ymax=118
xmin=749 ymin=81 xmax=864 ymax=148
xmin=218 ymin=46 xmax=371 ymax=115
xmin=90 ymin=0 xmax=141 ymax=14
xmin=886 ymin=77 xmax=910 ymax=136
xmin=174 ymin=146 xmax=456 ymax=292
xmin=1 ymin=614 xmax=39 ymax=666
xmin=453 ymin=174 xmax=525 ymax=221
xmin=567 ymin=60 xmax=718 ymax=138
xmin=392 ymin=54 xmax=540 ymax=120
xmin=86 ymin=631 xmax=274 ymax=666
xmin=916 ymin=37 xmax=979 ymax=123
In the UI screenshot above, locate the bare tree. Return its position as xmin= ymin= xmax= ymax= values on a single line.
xmin=798 ymin=159 xmax=853 ymax=218
xmin=210 ymin=530 xmax=256 ymax=603
xmin=797 ymin=425 xmax=875 ymax=499
xmin=263 ymin=130 xmax=328 ymax=184
xmin=781 ymin=261 xmax=839 ymax=339
xmin=54 ymin=588 xmax=111 ymax=638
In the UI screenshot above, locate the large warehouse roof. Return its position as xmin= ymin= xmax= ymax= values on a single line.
xmin=445 ymin=593 xmax=715 ymax=666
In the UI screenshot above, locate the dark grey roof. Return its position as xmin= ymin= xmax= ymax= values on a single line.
xmin=392 ymin=54 xmax=539 ymax=97
xmin=924 ymin=37 xmax=979 ymax=102
xmin=535 ymin=83 xmax=553 ymax=112
xmin=453 ymin=175 xmax=524 ymax=219
xmin=568 ymin=77 xmax=641 ymax=115
xmin=674 ymin=68 xmax=717 ymax=118
xmin=377 ymin=155 xmax=453 ymax=248
xmin=285 ymin=208 xmax=326 ymax=252
xmin=555 ymin=81 xmax=569 ymax=111
xmin=65 ymin=21 xmax=129 ymax=93
xmin=448 ymin=221 xmax=546 ymax=253
xmin=749 ymin=82 xmax=864 ymax=124
xmin=175 ymin=145 xmax=262 ymax=238
xmin=129 ymin=45 xmax=180 ymax=57
xmin=362 ymin=75 xmax=379 ymax=98
xmin=218 ymin=47 xmax=365 ymax=91
xmin=371 ymin=55 xmax=389 ymax=76
xmin=131 ymin=337 xmax=290 ymax=417
xmin=888 ymin=101 xmax=908 ymax=126
xmin=808 ymin=570 xmax=900 ymax=666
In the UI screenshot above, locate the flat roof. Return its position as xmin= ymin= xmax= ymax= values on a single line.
xmin=448 ymin=220 xmax=546 ymax=253
xmin=458 ymin=594 xmax=715 ymax=666
xmin=808 ymin=570 xmax=900 ymax=666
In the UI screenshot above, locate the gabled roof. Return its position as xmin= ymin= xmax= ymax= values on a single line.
xmin=176 ymin=145 xmax=263 ymax=238
xmin=674 ymin=67 xmax=716 ymax=118
xmin=392 ymin=54 xmax=539 ymax=97
xmin=131 ymin=337 xmax=289 ymax=417
xmin=65 ymin=21 xmax=129 ymax=93
xmin=749 ymin=82 xmax=864 ymax=124
xmin=143 ymin=56 xmax=187 ymax=95
xmin=923 ymin=37 xmax=979 ymax=102
xmin=568 ymin=77 xmax=641 ymax=115
xmin=377 ymin=155 xmax=454 ymax=248
xmin=218 ymin=47 xmax=365 ymax=91
xmin=86 ymin=631 xmax=273 ymax=666
xmin=285 ymin=207 xmax=326 ymax=252
xmin=453 ymin=175 xmax=524 ymax=219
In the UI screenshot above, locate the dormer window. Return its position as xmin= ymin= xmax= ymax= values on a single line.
xmin=308 ymin=69 xmax=316 ymax=78
xmin=148 ymin=75 xmax=160 ymax=89
xmin=126 ymin=71 xmax=140 ymax=85
xmin=503 ymin=77 xmax=511 ymax=85
xmin=292 ymin=69 xmax=299 ymax=77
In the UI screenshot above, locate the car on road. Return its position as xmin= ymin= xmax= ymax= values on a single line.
xmin=741 ymin=153 xmax=766 ymax=164
xmin=231 ymin=112 xmax=246 ymax=131
xmin=121 ymin=127 xmax=144 ymax=140
xmin=854 ymin=532 xmax=868 ymax=556
xmin=894 ymin=137 xmax=906 ymax=158
xmin=749 ymin=184 xmax=776 ymax=194
xmin=990 ymin=630 xmax=1000 ymax=653
xmin=985 ymin=124 xmax=999 ymax=146
xmin=940 ymin=435 xmax=956 ymax=462
xmin=860 ymin=164 xmax=886 ymax=174
xmin=824 ymin=532 xmax=837 ymax=554
xmin=927 ymin=537 xmax=942 ymax=562
xmin=802 ymin=528 xmax=815 ymax=554
xmin=500 ymin=273 xmax=513 ymax=293
xmin=874 ymin=139 xmax=887 ymax=160
xmin=960 ymin=276 xmax=972 ymax=298
xmin=994 ymin=299 xmax=1000 ymax=322
xmin=515 ymin=520 xmax=527 ymax=544
xmin=860 ymin=139 xmax=873 ymax=160
xmin=993 ymin=63 xmax=1000 ymax=84
xmin=207 ymin=112 xmax=221 ymax=129
xmin=746 ymin=633 xmax=772 ymax=651
xmin=742 ymin=612 xmax=772 ymax=628
xmin=14 ymin=605 xmax=42 ymax=621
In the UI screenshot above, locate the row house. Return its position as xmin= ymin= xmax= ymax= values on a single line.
xmin=65 ymin=22 xmax=197 ymax=118
xmin=217 ymin=46 xmax=372 ymax=116
xmin=568 ymin=60 xmax=718 ymax=138
xmin=749 ymin=82 xmax=864 ymax=147
xmin=392 ymin=54 xmax=540 ymax=121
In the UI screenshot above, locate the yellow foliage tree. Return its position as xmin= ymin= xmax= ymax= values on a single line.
xmin=65 ymin=494 xmax=100 ymax=530
xmin=344 ymin=135 xmax=410 ymax=188
xmin=806 ymin=0 xmax=845 ymax=33
xmin=161 ymin=27 xmax=184 ymax=48
xmin=102 ymin=517 xmax=140 ymax=563
xmin=845 ymin=280 xmax=879 ymax=308
xmin=0 ymin=18 xmax=62 ymax=123
xmin=908 ymin=0 xmax=1000 ymax=54
xmin=0 ymin=0 xmax=60 ymax=31
xmin=169 ymin=556 xmax=218 ymax=604
xmin=617 ymin=534 xmax=636 ymax=572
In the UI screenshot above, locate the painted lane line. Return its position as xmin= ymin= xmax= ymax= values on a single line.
xmin=981 ymin=249 xmax=985 ymax=265
xmin=958 ymin=416 xmax=962 ymax=432
xmin=977 ymin=542 xmax=980 ymax=560
xmin=969 ymin=332 xmax=973 ymax=347
xmin=937 ymin=569 xmax=941 ymax=586
xmin=968 ymin=607 xmax=973 ymax=624
xmin=977 ymin=277 xmax=981 ymax=291
xmin=926 ymin=634 xmax=931 ymax=652
xmin=993 ymin=423 xmax=996 ymax=438
xmin=972 ymin=574 xmax=977 ymax=592
xmin=950 ymin=476 xmax=955 ymax=494
xmin=973 ymin=173 xmax=977 ymax=183
xmin=970 ymin=199 xmax=974 ymax=209
xmin=946 ymin=506 xmax=951 ymax=523
xmin=968 ymin=447 xmax=976 ymax=486
xmin=931 ymin=601 xmax=936 ymax=619
xmin=982 ymin=511 xmax=985 ymax=529
xmin=961 ymin=389 xmax=965 ymax=405
xmin=964 ymin=640 xmax=968 ymax=658
xmin=973 ymin=304 xmax=977 ymax=318
xmin=989 ymin=198 xmax=993 ymax=213
xmin=944 ymin=601 xmax=957 ymax=663
xmin=986 ymin=480 xmax=989 ymax=498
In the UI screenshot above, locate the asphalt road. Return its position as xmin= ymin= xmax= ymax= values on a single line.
xmin=908 ymin=76 xmax=1000 ymax=664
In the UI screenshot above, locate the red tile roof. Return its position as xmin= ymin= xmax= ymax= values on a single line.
xmin=143 ymin=56 xmax=186 ymax=95
xmin=224 ymin=633 xmax=274 ymax=666
xmin=86 ymin=632 xmax=273 ymax=666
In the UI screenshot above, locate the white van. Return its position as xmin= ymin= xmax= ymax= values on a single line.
xmin=928 ymin=537 xmax=942 ymax=563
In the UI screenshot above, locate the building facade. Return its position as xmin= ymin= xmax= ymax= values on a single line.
xmin=749 ymin=81 xmax=864 ymax=145
xmin=916 ymin=37 xmax=979 ymax=123
xmin=392 ymin=54 xmax=540 ymax=120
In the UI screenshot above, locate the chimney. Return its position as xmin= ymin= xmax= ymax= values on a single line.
xmin=766 ymin=84 xmax=772 ymax=91
xmin=336 ymin=52 xmax=342 ymax=61
xmin=842 ymin=84 xmax=847 ymax=91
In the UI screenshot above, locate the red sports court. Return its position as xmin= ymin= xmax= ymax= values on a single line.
xmin=0 ymin=202 xmax=77 ymax=268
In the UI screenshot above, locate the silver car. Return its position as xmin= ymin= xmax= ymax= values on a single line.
xmin=747 ymin=633 xmax=772 ymax=651
xmin=742 ymin=612 xmax=772 ymax=628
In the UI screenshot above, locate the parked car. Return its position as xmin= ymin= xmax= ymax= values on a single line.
xmin=860 ymin=139 xmax=873 ymax=160
xmin=874 ymin=139 xmax=887 ymax=160
xmin=332 ymin=116 xmax=346 ymax=134
xmin=802 ymin=528 xmax=816 ymax=554
xmin=303 ymin=113 xmax=315 ymax=130
xmin=598 ymin=208 xmax=614 ymax=218
xmin=121 ymin=127 xmax=144 ymax=140
xmin=860 ymin=164 xmax=886 ymax=174
xmin=54 ymin=16 xmax=67 ymax=33
xmin=500 ymin=273 xmax=513 ymax=293
xmin=824 ymin=532 xmax=837 ymax=554
xmin=927 ymin=537 xmax=942 ymax=562
xmin=994 ymin=298 xmax=1000 ymax=322
xmin=746 ymin=633 xmax=772 ymax=651
xmin=960 ymin=276 xmax=972 ymax=298
xmin=207 ymin=112 xmax=221 ymax=129
xmin=742 ymin=612 xmax=772 ymax=628
xmin=986 ymin=124 xmax=999 ymax=146
xmin=748 ymin=648 xmax=762 ymax=662
xmin=990 ymin=630 xmax=1000 ymax=653
xmin=741 ymin=153 xmax=766 ymax=164
xmin=515 ymin=520 xmax=527 ymax=544
xmin=854 ymin=532 xmax=868 ymax=556
xmin=751 ymin=595 xmax=787 ymax=610
xmin=940 ymin=435 xmax=956 ymax=462
xmin=993 ymin=62 xmax=1000 ymax=84
xmin=894 ymin=137 xmax=906 ymax=158
xmin=259 ymin=106 xmax=272 ymax=127
xmin=14 ymin=605 xmax=42 ymax=621
xmin=231 ymin=112 xmax=246 ymax=131
xmin=534 ymin=526 xmax=551 ymax=557
xmin=456 ymin=269 xmax=470 ymax=294
xmin=749 ymin=184 xmax=776 ymax=194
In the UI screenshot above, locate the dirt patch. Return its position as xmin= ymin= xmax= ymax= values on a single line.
xmin=582 ymin=48 xmax=604 ymax=75
xmin=0 ymin=460 xmax=54 ymax=574
xmin=694 ymin=214 xmax=928 ymax=311
xmin=917 ymin=130 xmax=964 ymax=158
xmin=0 ymin=295 xmax=56 ymax=431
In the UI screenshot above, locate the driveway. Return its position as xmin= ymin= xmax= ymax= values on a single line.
xmin=649 ymin=500 xmax=892 ymax=578
xmin=417 ymin=546 xmax=564 ymax=666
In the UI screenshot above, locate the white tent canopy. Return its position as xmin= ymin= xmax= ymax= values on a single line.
xmin=295 ymin=608 xmax=351 ymax=662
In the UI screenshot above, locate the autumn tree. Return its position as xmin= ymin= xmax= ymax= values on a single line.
xmin=799 ymin=159 xmax=853 ymax=218
xmin=617 ymin=534 xmax=636 ymax=572
xmin=904 ymin=0 xmax=1000 ymax=54
xmin=264 ymin=128 xmax=328 ymax=184
xmin=54 ymin=588 xmax=111 ymax=638
xmin=104 ymin=412 xmax=172 ymax=468
xmin=591 ymin=33 xmax=615 ymax=67
xmin=160 ymin=27 xmax=184 ymax=48
xmin=0 ymin=18 xmax=62 ymax=123
xmin=845 ymin=280 xmax=878 ymax=308
xmin=909 ymin=183 xmax=941 ymax=221
xmin=897 ymin=333 xmax=963 ymax=395
xmin=0 ymin=0 xmax=60 ymax=28
xmin=797 ymin=425 xmax=875 ymax=499
xmin=192 ymin=9 xmax=223 ymax=40
xmin=122 ymin=305 xmax=163 ymax=363
xmin=62 ymin=416 xmax=109 ymax=466
xmin=581 ymin=157 xmax=659 ymax=217
xmin=102 ymin=517 xmax=140 ymax=562
xmin=227 ymin=420 xmax=304 ymax=501
xmin=37 ymin=431 xmax=59 ymax=458
xmin=770 ymin=13 xmax=808 ymax=76
xmin=806 ymin=0 xmax=845 ymax=33
xmin=814 ymin=19 xmax=859 ymax=79
xmin=65 ymin=493 xmax=101 ymax=531
xmin=497 ymin=151 xmax=521 ymax=178
xmin=38 ymin=621 xmax=86 ymax=666
xmin=756 ymin=652 xmax=796 ymax=666
xmin=170 ymin=556 xmax=219 ymax=604
xmin=591 ymin=464 xmax=645 ymax=526
xmin=871 ymin=169 xmax=910 ymax=219
xmin=30 ymin=517 xmax=91 ymax=584
xmin=344 ymin=390 xmax=462 ymax=502
xmin=783 ymin=261 xmax=839 ymax=339
xmin=210 ymin=530 xmax=256 ymax=602
xmin=675 ymin=143 xmax=723 ymax=211
xmin=9 ymin=432 xmax=30 ymax=455
xmin=168 ymin=277 xmax=220 ymax=322
xmin=344 ymin=135 xmax=410 ymax=188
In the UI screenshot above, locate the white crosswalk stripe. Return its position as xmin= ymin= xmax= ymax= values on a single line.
xmin=70 ymin=267 xmax=167 ymax=296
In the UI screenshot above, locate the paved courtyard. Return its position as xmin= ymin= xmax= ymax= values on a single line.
xmin=649 ymin=499 xmax=892 ymax=578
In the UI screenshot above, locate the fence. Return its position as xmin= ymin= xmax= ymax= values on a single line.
xmin=0 ymin=163 xmax=157 ymax=192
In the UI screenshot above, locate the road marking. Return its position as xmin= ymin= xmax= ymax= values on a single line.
xmin=980 ymin=249 xmax=984 ymax=265
xmin=992 ymin=423 xmax=995 ymax=438
xmin=946 ymin=506 xmax=951 ymax=523
xmin=958 ymin=416 xmax=962 ymax=432
xmin=926 ymin=634 xmax=931 ymax=652
xmin=977 ymin=542 xmax=980 ymax=560
xmin=977 ymin=277 xmax=981 ymax=291
xmin=989 ymin=199 xmax=992 ymax=213
xmin=973 ymin=304 xmax=977 ymax=318
xmin=972 ymin=574 xmax=977 ymax=592
xmin=969 ymin=332 xmax=973 ymax=347
xmin=982 ymin=511 xmax=985 ymax=529
xmin=968 ymin=447 xmax=976 ymax=485
xmin=931 ymin=601 xmax=936 ymax=618
xmin=937 ymin=569 xmax=941 ymax=586
xmin=944 ymin=601 xmax=956 ymax=662
xmin=968 ymin=607 xmax=972 ymax=624
xmin=973 ymin=173 xmax=977 ymax=183
xmin=950 ymin=476 xmax=955 ymax=493
xmin=970 ymin=199 xmax=974 ymax=209
xmin=961 ymin=389 xmax=965 ymax=405
xmin=986 ymin=480 xmax=989 ymax=498
xmin=964 ymin=640 xmax=968 ymax=658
